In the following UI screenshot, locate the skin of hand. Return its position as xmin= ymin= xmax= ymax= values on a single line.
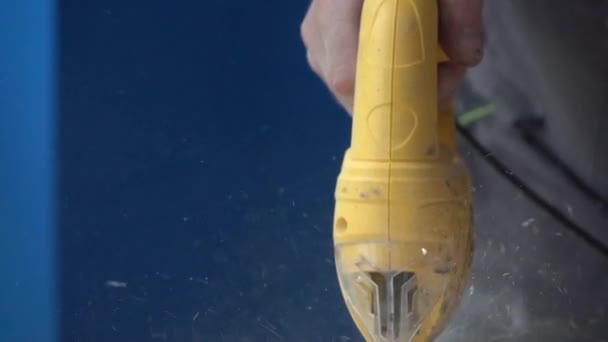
xmin=301 ymin=0 xmax=484 ymax=114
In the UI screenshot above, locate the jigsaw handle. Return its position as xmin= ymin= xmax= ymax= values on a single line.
xmin=351 ymin=0 xmax=446 ymax=161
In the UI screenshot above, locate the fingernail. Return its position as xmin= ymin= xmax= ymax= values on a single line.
xmin=458 ymin=28 xmax=483 ymax=66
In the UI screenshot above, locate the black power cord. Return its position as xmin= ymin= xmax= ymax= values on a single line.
xmin=514 ymin=118 xmax=608 ymax=211
xmin=456 ymin=124 xmax=608 ymax=259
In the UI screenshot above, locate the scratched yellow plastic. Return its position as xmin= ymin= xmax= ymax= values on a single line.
xmin=333 ymin=0 xmax=473 ymax=341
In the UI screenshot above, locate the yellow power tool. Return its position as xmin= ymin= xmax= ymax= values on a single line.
xmin=332 ymin=1 xmax=473 ymax=341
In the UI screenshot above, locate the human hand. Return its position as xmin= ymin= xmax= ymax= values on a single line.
xmin=301 ymin=0 xmax=483 ymax=114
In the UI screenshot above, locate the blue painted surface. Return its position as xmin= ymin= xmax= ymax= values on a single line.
xmin=0 ymin=1 xmax=57 ymax=341
xmin=59 ymin=0 xmax=357 ymax=340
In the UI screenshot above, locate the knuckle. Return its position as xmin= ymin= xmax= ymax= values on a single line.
xmin=328 ymin=69 xmax=355 ymax=96
xmin=300 ymin=19 xmax=311 ymax=47
xmin=306 ymin=51 xmax=321 ymax=74
xmin=300 ymin=4 xmax=317 ymax=49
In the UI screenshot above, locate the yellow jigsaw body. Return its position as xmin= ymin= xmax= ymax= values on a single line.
xmin=333 ymin=1 xmax=473 ymax=341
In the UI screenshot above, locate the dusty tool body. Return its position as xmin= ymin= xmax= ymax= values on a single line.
xmin=332 ymin=1 xmax=473 ymax=341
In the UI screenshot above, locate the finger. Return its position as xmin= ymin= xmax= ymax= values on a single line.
xmin=301 ymin=1 xmax=327 ymax=76
xmin=321 ymin=0 xmax=363 ymax=115
xmin=300 ymin=0 xmax=321 ymax=50
xmin=333 ymin=89 xmax=355 ymax=115
xmin=439 ymin=0 xmax=484 ymax=66
xmin=438 ymin=62 xmax=466 ymax=108
xmin=306 ymin=50 xmax=322 ymax=76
